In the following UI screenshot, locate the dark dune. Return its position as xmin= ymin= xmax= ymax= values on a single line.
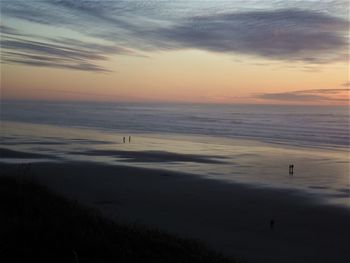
xmin=70 ymin=149 xmax=227 ymax=164
xmin=0 ymin=175 xmax=235 ymax=263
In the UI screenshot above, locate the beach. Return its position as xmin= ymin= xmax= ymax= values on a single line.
xmin=1 ymin=103 xmax=349 ymax=262
xmin=2 ymin=1 xmax=350 ymax=261
xmin=1 ymin=159 xmax=350 ymax=263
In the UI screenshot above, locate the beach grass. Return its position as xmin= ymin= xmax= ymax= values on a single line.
xmin=0 ymin=174 xmax=237 ymax=263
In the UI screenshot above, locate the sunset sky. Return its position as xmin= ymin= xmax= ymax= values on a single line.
xmin=1 ymin=0 xmax=349 ymax=105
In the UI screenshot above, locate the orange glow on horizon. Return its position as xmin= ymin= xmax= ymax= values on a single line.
xmin=1 ymin=50 xmax=349 ymax=105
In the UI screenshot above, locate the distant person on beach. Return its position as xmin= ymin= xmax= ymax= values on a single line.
xmin=270 ymin=219 xmax=274 ymax=230
xmin=289 ymin=164 xmax=294 ymax=175
xmin=129 ymin=136 xmax=131 ymax=143
xmin=123 ymin=137 xmax=125 ymax=143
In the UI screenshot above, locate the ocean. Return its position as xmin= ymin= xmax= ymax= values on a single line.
xmin=2 ymin=101 xmax=349 ymax=149
xmin=1 ymin=101 xmax=349 ymax=207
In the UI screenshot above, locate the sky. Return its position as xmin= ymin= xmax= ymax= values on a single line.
xmin=0 ymin=0 xmax=349 ymax=105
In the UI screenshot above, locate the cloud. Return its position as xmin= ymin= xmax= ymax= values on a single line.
xmin=0 ymin=37 xmax=109 ymax=72
xmin=1 ymin=0 xmax=155 ymax=35
xmin=1 ymin=1 xmax=349 ymax=67
xmin=257 ymin=89 xmax=350 ymax=103
xmin=1 ymin=38 xmax=105 ymax=60
xmin=0 ymin=25 xmax=20 ymax=35
xmin=0 ymin=26 xmax=136 ymax=72
xmin=341 ymin=81 xmax=350 ymax=87
xmin=155 ymin=8 xmax=349 ymax=63
xmin=3 ymin=57 xmax=109 ymax=72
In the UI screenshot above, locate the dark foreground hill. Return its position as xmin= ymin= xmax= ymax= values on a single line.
xmin=0 ymin=175 xmax=237 ymax=263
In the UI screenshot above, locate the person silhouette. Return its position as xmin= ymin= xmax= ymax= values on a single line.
xmin=129 ymin=136 xmax=131 ymax=143
xmin=289 ymin=164 xmax=294 ymax=175
xmin=270 ymin=219 xmax=275 ymax=231
xmin=123 ymin=137 xmax=125 ymax=143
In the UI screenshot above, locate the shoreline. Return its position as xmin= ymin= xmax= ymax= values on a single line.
xmin=1 ymin=161 xmax=350 ymax=262
xmin=1 ymin=143 xmax=349 ymax=208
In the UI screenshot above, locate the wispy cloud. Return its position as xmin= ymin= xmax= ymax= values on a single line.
xmin=1 ymin=0 xmax=349 ymax=70
xmin=0 ymin=25 xmax=21 ymax=35
xmin=256 ymin=89 xmax=350 ymax=103
xmin=0 ymin=26 xmax=137 ymax=72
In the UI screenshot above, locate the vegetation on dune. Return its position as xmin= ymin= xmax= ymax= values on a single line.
xmin=0 ymin=175 xmax=238 ymax=263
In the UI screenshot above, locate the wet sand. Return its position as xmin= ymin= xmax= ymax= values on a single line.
xmin=1 ymin=160 xmax=350 ymax=263
xmin=0 ymin=148 xmax=58 ymax=159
